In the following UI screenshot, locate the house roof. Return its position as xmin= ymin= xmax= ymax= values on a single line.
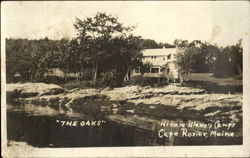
xmin=141 ymin=48 xmax=177 ymax=56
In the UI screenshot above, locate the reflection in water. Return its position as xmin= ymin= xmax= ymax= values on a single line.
xmin=7 ymin=102 xmax=242 ymax=147
xmin=7 ymin=104 xmax=163 ymax=147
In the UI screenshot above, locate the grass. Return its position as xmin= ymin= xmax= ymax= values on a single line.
xmin=58 ymin=73 xmax=242 ymax=94
xmin=187 ymin=73 xmax=242 ymax=93
xmin=189 ymin=73 xmax=242 ymax=86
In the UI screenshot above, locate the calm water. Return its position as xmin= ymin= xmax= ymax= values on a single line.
xmin=7 ymin=102 xmax=242 ymax=147
xmin=7 ymin=103 xmax=165 ymax=147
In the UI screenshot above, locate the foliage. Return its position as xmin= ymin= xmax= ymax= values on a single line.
xmin=98 ymin=71 xmax=118 ymax=88
xmin=59 ymin=80 xmax=96 ymax=89
xmin=6 ymin=38 xmax=62 ymax=82
xmin=73 ymin=12 xmax=142 ymax=86
xmin=213 ymin=39 xmax=242 ymax=76
xmin=138 ymin=39 xmax=174 ymax=49
xmin=140 ymin=62 xmax=153 ymax=75
xmin=123 ymin=76 xmax=153 ymax=86
xmin=139 ymin=39 xmax=159 ymax=49
xmin=5 ymin=13 xmax=242 ymax=86
xmin=123 ymin=76 xmax=168 ymax=87
xmin=174 ymin=39 xmax=242 ymax=81
xmin=198 ymin=43 xmax=221 ymax=73
xmin=175 ymin=46 xmax=202 ymax=80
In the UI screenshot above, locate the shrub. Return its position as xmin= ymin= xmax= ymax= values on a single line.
xmin=123 ymin=76 xmax=167 ymax=87
xmin=82 ymin=69 xmax=94 ymax=80
xmin=60 ymin=80 xmax=97 ymax=89
xmin=98 ymin=71 xmax=118 ymax=88
xmin=158 ymin=79 xmax=169 ymax=87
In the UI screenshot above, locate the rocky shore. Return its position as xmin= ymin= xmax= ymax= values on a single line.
xmin=7 ymin=82 xmax=242 ymax=135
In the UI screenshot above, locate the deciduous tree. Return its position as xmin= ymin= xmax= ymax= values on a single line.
xmin=73 ymin=12 xmax=142 ymax=86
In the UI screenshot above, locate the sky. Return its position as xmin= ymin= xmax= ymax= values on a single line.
xmin=2 ymin=1 xmax=249 ymax=46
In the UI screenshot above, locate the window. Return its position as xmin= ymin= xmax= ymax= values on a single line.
xmin=163 ymin=57 xmax=165 ymax=60
xmin=151 ymin=68 xmax=159 ymax=73
xmin=166 ymin=68 xmax=170 ymax=74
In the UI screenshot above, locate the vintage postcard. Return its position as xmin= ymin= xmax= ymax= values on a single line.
xmin=1 ymin=1 xmax=250 ymax=157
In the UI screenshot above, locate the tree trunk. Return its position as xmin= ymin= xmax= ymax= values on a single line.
xmin=186 ymin=65 xmax=190 ymax=81
xmin=187 ymin=71 xmax=190 ymax=81
xmin=180 ymin=75 xmax=184 ymax=84
xmin=93 ymin=61 xmax=98 ymax=83
xmin=208 ymin=52 xmax=212 ymax=73
xmin=64 ymin=72 xmax=67 ymax=83
xmin=124 ymin=66 xmax=132 ymax=81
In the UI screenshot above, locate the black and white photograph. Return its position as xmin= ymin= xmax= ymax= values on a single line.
xmin=1 ymin=1 xmax=250 ymax=157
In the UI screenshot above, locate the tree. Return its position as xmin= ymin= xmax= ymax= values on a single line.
xmin=158 ymin=42 xmax=175 ymax=48
xmin=6 ymin=38 xmax=63 ymax=82
xmin=139 ymin=39 xmax=159 ymax=49
xmin=140 ymin=62 xmax=152 ymax=76
xmin=138 ymin=39 xmax=175 ymax=49
xmin=73 ymin=12 xmax=142 ymax=86
xmin=175 ymin=46 xmax=201 ymax=81
xmin=174 ymin=39 xmax=189 ymax=48
xmin=213 ymin=39 xmax=242 ymax=76
xmin=200 ymin=43 xmax=221 ymax=73
xmin=6 ymin=38 xmax=41 ymax=82
xmin=229 ymin=39 xmax=242 ymax=75
xmin=107 ymin=35 xmax=143 ymax=82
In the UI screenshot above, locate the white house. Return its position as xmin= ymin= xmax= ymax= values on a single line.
xmin=131 ymin=47 xmax=179 ymax=80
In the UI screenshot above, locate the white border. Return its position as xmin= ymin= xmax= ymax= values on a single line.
xmin=1 ymin=1 xmax=250 ymax=157
xmin=1 ymin=1 xmax=8 ymax=157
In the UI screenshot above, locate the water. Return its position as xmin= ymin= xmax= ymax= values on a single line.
xmin=7 ymin=102 xmax=242 ymax=147
xmin=7 ymin=103 xmax=163 ymax=147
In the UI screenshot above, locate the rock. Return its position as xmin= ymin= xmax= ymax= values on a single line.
xmin=67 ymin=88 xmax=80 ymax=93
xmin=102 ymin=87 xmax=112 ymax=91
xmin=126 ymin=109 xmax=135 ymax=114
xmin=7 ymin=83 xmax=242 ymax=124
xmin=178 ymin=91 xmax=188 ymax=95
xmin=101 ymin=85 xmax=143 ymax=100
xmin=7 ymin=83 xmax=64 ymax=98
xmin=168 ymin=91 xmax=179 ymax=95
xmin=149 ymin=105 xmax=156 ymax=109
xmin=112 ymin=104 xmax=118 ymax=108
xmin=83 ymin=94 xmax=107 ymax=100
xmin=112 ymin=108 xmax=119 ymax=114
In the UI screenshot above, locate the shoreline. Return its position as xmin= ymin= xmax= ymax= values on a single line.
xmin=6 ymin=82 xmax=243 ymax=147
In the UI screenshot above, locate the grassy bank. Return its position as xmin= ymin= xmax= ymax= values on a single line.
xmin=186 ymin=73 xmax=242 ymax=93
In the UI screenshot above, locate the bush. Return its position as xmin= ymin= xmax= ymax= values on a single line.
xmin=158 ymin=79 xmax=169 ymax=87
xmin=98 ymin=71 xmax=118 ymax=88
xmin=59 ymin=80 xmax=97 ymax=89
xmin=82 ymin=69 xmax=94 ymax=80
xmin=60 ymin=71 xmax=122 ymax=89
xmin=123 ymin=76 xmax=168 ymax=87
